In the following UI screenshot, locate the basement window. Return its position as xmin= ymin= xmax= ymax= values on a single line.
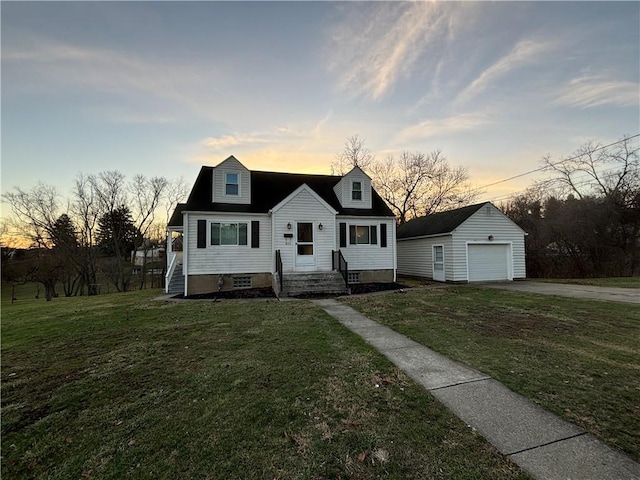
xmin=232 ymin=276 xmax=252 ymax=289
xmin=348 ymin=272 xmax=360 ymax=284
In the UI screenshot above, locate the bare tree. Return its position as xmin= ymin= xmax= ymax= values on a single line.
xmin=129 ymin=175 xmax=168 ymax=289
xmin=331 ymin=134 xmax=375 ymax=175
xmin=163 ymin=177 xmax=189 ymax=222
xmin=370 ymin=150 xmax=478 ymax=224
xmin=539 ymin=135 xmax=639 ymax=206
xmin=90 ymin=171 xmax=131 ymax=291
xmin=1 ymin=184 xmax=69 ymax=300
xmin=71 ymin=174 xmax=101 ymax=294
xmin=533 ymin=135 xmax=640 ymax=275
xmin=2 ymin=183 xmax=61 ymax=248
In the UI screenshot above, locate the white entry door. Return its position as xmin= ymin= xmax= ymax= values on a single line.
xmin=433 ymin=245 xmax=445 ymax=282
xmin=295 ymin=222 xmax=315 ymax=269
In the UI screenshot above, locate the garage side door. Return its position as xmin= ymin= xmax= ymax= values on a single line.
xmin=468 ymin=244 xmax=510 ymax=281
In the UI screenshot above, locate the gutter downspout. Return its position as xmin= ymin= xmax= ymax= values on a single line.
xmin=183 ymin=212 xmax=189 ymax=297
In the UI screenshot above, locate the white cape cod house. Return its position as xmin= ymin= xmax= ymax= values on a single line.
xmin=166 ymin=156 xmax=397 ymax=296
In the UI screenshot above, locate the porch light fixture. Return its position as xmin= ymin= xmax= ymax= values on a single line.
xmin=287 ymin=222 xmax=292 ymax=230
xmin=318 ymin=223 xmax=323 ymax=230
xmin=488 ymin=235 xmax=494 ymax=241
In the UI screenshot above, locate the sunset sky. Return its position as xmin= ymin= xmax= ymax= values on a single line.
xmin=2 ymin=1 xmax=639 ymax=215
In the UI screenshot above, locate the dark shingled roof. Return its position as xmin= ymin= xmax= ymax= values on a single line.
xmin=168 ymin=166 xmax=394 ymax=227
xmin=396 ymin=202 xmax=489 ymax=239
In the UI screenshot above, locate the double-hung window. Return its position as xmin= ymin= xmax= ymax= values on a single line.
xmin=351 ymin=181 xmax=362 ymax=201
xmin=349 ymin=225 xmax=377 ymax=245
xmin=225 ymin=172 xmax=239 ymax=196
xmin=211 ymin=222 xmax=248 ymax=246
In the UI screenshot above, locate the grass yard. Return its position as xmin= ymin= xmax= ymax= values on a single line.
xmin=1 ymin=290 xmax=529 ymax=479
xmin=344 ymin=286 xmax=640 ymax=462
xmin=534 ymin=277 xmax=640 ymax=288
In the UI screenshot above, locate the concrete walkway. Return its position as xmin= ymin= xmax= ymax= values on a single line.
xmin=313 ymin=298 xmax=640 ymax=480
xmin=482 ymin=281 xmax=640 ymax=304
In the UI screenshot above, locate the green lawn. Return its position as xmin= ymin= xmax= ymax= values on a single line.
xmin=1 ymin=290 xmax=528 ymax=479
xmin=534 ymin=277 xmax=640 ymax=288
xmin=344 ymin=286 xmax=640 ymax=462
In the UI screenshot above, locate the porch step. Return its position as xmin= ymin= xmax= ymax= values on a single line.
xmin=281 ymin=271 xmax=348 ymax=297
xmin=167 ymin=264 xmax=184 ymax=295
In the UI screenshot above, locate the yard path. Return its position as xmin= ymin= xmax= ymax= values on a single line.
xmin=313 ymin=298 xmax=640 ymax=480
xmin=481 ymin=281 xmax=640 ymax=304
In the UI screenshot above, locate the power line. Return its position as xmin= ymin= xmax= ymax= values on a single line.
xmin=480 ymin=165 xmax=638 ymax=205
xmin=469 ymin=134 xmax=640 ymax=194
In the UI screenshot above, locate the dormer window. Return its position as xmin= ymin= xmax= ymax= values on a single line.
xmin=351 ymin=181 xmax=362 ymax=201
xmin=225 ymin=172 xmax=239 ymax=196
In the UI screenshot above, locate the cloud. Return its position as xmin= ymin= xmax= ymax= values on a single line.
xmin=398 ymin=113 xmax=491 ymax=142
xmin=202 ymin=133 xmax=272 ymax=151
xmin=328 ymin=2 xmax=451 ymax=101
xmin=3 ymin=35 xmax=219 ymax=122
xmin=454 ymin=38 xmax=552 ymax=106
xmin=555 ymin=75 xmax=639 ymax=108
xmin=199 ymin=111 xmax=337 ymax=157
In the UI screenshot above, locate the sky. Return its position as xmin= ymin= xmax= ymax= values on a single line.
xmin=2 ymin=1 xmax=639 ymax=217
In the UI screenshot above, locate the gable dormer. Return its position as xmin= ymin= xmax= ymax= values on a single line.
xmin=212 ymin=156 xmax=251 ymax=205
xmin=333 ymin=166 xmax=372 ymax=209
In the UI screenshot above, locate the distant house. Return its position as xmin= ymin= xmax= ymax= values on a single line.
xmin=131 ymin=244 xmax=165 ymax=267
xmin=165 ymin=156 xmax=397 ymax=296
xmin=397 ymin=202 xmax=526 ymax=282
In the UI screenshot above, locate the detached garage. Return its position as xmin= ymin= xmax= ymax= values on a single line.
xmin=397 ymin=202 xmax=526 ymax=282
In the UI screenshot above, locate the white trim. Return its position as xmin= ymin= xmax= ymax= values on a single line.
xmin=345 ymin=165 xmax=372 ymax=181
xmin=209 ymin=220 xmax=250 ymax=247
xmin=269 ymin=183 xmax=338 ymax=215
xmin=465 ymin=241 xmax=514 ymax=282
xmin=183 ymin=212 xmax=189 ymax=296
xmin=338 ymin=215 xmax=396 ymax=221
xmin=181 ymin=211 xmax=269 ymax=218
xmin=351 ymin=180 xmax=363 ymax=202
xmin=223 ymin=170 xmax=241 ymax=198
xmin=432 ymin=244 xmax=445 ymax=282
xmin=397 ymin=232 xmax=453 ymax=241
xmin=294 ymin=220 xmax=317 ymax=271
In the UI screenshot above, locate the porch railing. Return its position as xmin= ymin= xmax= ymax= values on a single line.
xmin=332 ymin=250 xmax=349 ymax=288
xmin=165 ymin=253 xmax=178 ymax=294
xmin=275 ymin=249 xmax=283 ymax=292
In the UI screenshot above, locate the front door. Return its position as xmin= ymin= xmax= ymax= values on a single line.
xmin=433 ymin=245 xmax=445 ymax=282
xmin=295 ymin=222 xmax=315 ymax=269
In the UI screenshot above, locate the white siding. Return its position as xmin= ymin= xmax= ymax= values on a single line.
xmin=397 ymin=235 xmax=454 ymax=279
xmin=338 ymin=217 xmax=396 ymax=271
xmin=186 ymin=213 xmax=271 ymax=274
xmin=272 ymin=188 xmax=337 ymax=272
xmin=333 ymin=167 xmax=372 ymax=209
xmin=453 ymin=204 xmax=526 ymax=280
xmin=212 ymin=157 xmax=251 ymax=205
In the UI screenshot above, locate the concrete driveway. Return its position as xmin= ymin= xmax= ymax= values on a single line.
xmin=482 ymin=281 xmax=640 ymax=304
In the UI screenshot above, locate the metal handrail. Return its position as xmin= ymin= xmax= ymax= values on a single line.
xmin=275 ymin=249 xmax=283 ymax=291
xmin=332 ymin=250 xmax=349 ymax=288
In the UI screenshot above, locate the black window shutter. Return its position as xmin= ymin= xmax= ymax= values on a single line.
xmin=197 ymin=220 xmax=206 ymax=248
xmin=380 ymin=223 xmax=387 ymax=248
xmin=339 ymin=222 xmax=347 ymax=248
xmin=371 ymin=225 xmax=378 ymax=244
xmin=251 ymin=221 xmax=260 ymax=248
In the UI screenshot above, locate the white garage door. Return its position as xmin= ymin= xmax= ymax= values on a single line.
xmin=468 ymin=244 xmax=510 ymax=281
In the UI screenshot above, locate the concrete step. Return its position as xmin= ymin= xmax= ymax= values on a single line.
xmin=281 ymin=271 xmax=348 ymax=297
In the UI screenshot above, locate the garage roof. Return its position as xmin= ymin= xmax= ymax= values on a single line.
xmin=397 ymin=202 xmax=489 ymax=239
